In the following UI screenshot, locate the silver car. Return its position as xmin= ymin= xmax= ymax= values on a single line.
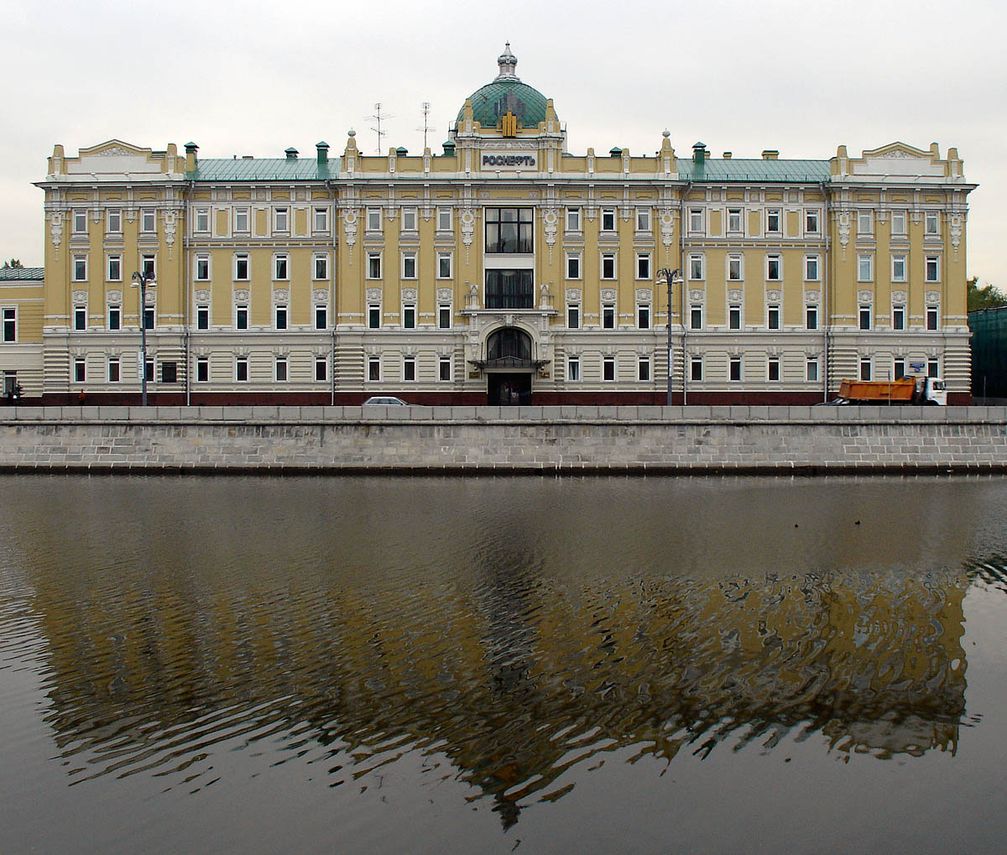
xmin=362 ymin=396 xmax=409 ymax=406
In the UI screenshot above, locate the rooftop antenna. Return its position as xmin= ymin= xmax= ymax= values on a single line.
xmin=417 ymin=101 xmax=431 ymax=150
xmin=367 ymin=103 xmax=393 ymax=155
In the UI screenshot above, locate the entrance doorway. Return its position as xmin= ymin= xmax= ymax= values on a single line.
xmin=489 ymin=374 xmax=532 ymax=406
xmin=485 ymin=327 xmax=535 ymax=406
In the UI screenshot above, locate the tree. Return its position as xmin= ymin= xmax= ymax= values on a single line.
xmin=967 ymin=276 xmax=1007 ymax=312
xmin=1 ymin=259 xmax=24 ymax=269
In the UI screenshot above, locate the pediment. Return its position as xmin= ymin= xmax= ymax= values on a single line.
xmin=850 ymin=141 xmax=944 ymax=177
xmin=66 ymin=140 xmax=169 ymax=175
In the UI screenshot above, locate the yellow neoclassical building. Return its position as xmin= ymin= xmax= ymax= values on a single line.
xmin=4 ymin=44 xmax=976 ymax=404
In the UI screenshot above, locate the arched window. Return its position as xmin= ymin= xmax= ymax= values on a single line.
xmin=487 ymin=327 xmax=532 ymax=365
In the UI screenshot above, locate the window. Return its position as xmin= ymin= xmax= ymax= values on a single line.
xmin=274 ymin=304 xmax=288 ymax=330
xmin=439 ymin=356 xmax=452 ymax=381
xmin=161 ymin=362 xmax=177 ymax=384
xmin=691 ymin=356 xmax=703 ymax=381
xmin=805 ymin=255 xmax=819 ymax=281
xmin=73 ymin=255 xmax=87 ymax=281
xmin=766 ymin=208 xmax=781 ymax=234
xmin=857 ymin=211 xmax=873 ymax=236
xmin=315 ymin=357 xmax=327 ymax=382
xmin=928 ymin=359 xmax=940 ymax=379
xmin=892 ymin=304 xmax=905 ymax=331
xmin=235 ymin=356 xmax=248 ymax=382
xmin=274 ymin=253 xmax=289 ymax=280
xmin=689 ymin=208 xmax=704 ymax=233
xmin=567 ymin=304 xmax=581 ymax=329
xmin=688 ymin=253 xmax=704 ymax=281
xmin=894 ymin=358 xmax=906 ymax=381
xmin=637 ymin=304 xmax=651 ymax=330
xmin=367 ymin=207 xmax=382 ymax=232
xmin=367 ymin=253 xmax=382 ymax=279
xmin=368 ymin=304 xmax=381 ymax=329
xmin=601 ymin=253 xmax=616 ymax=279
xmin=567 ymin=356 xmax=580 ymax=381
xmin=926 ymin=256 xmax=940 ymax=282
xmin=860 ymin=358 xmax=872 ymax=381
xmin=196 ymin=357 xmax=209 ymax=383
xmin=74 ymin=358 xmax=86 ymax=382
xmin=143 ymin=305 xmax=155 ymax=330
xmin=313 ymin=207 xmax=329 ymax=232
xmin=925 ymin=212 xmax=940 ymax=236
xmin=437 ymin=252 xmax=452 ymax=279
xmin=73 ymin=210 xmax=87 ymax=234
xmin=767 ymin=304 xmax=781 ymax=331
xmin=315 ymin=305 xmax=327 ymax=330
xmin=2 ymin=307 xmax=16 ymax=342
xmin=805 ymin=209 xmax=820 ymax=234
xmin=107 ymin=254 xmax=122 ymax=282
xmin=368 ymin=357 xmax=380 ymax=381
xmin=275 ymin=356 xmax=288 ymax=382
xmin=141 ymin=209 xmax=156 ymax=234
xmin=107 ymin=209 xmax=121 ymax=234
xmin=766 ymin=254 xmax=781 ymax=281
xmin=403 ymin=356 xmax=416 ymax=382
xmin=485 ymin=207 xmax=533 ymax=253
xmin=234 ymin=253 xmax=249 ymax=280
xmin=927 ymin=305 xmax=939 ymax=331
xmin=438 ymin=305 xmax=452 ymax=329
xmin=858 ymin=254 xmax=873 ymax=282
xmin=195 ymin=208 xmax=209 ymax=233
xmin=859 ymin=305 xmax=872 ymax=331
xmin=690 ymin=304 xmax=703 ymax=330
xmin=485 ymin=269 xmax=534 ymax=309
xmin=107 ymin=357 xmax=120 ymax=383
xmin=768 ymin=357 xmax=780 ymax=382
xmin=727 ymin=208 xmax=743 ymax=234
xmin=636 ymin=253 xmax=651 ymax=280
xmin=892 ymin=255 xmax=907 ymax=282
xmin=196 ymin=304 xmax=209 ymax=330
xmin=638 ymin=356 xmax=651 ymax=381
xmin=730 ymin=357 xmax=742 ymax=382
xmin=566 ymin=208 xmax=581 ymax=231
xmin=437 ymin=207 xmax=452 ymax=231
xmin=806 ymin=304 xmax=818 ymax=330
xmin=636 ymin=209 xmax=651 ymax=232
xmin=108 ymin=304 xmax=121 ymax=331
xmin=601 ymin=208 xmax=616 ymax=232
xmin=402 ymin=304 xmax=416 ymax=329
xmin=402 ymin=251 xmax=417 ymax=279
xmin=891 ymin=211 xmax=906 ymax=236
xmin=400 ymin=207 xmax=417 ymax=232
xmin=728 ymin=304 xmax=741 ymax=330
xmin=602 ymin=303 xmax=616 ymax=329
xmin=74 ymin=304 xmax=87 ymax=331
xmin=233 ymin=207 xmax=249 ymax=233
xmin=566 ymin=253 xmax=581 ymax=279
xmin=603 ymin=356 xmax=615 ymax=382
xmin=141 ymin=254 xmax=156 ymax=279
xmin=807 ymin=358 xmax=819 ymax=383
xmin=314 ymin=253 xmax=329 ymax=280
xmin=195 ymin=254 xmax=209 ymax=281
xmin=235 ymin=304 xmax=249 ymax=330
xmin=273 ymin=207 xmax=289 ymax=233
xmin=728 ymin=255 xmax=743 ymax=281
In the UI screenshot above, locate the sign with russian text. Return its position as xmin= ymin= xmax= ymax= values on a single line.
xmin=481 ymin=152 xmax=537 ymax=170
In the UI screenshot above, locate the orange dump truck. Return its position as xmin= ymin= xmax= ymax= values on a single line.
xmin=837 ymin=377 xmax=947 ymax=405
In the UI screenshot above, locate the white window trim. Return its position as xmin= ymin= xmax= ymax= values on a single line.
xmin=635 ymin=209 xmax=652 ymax=232
xmin=727 ymin=254 xmax=743 ymax=282
xmin=2 ymin=307 xmax=17 ymax=343
xmin=194 ymin=253 xmax=211 ymax=282
xmin=232 ymin=207 xmax=250 ymax=234
xmin=273 ymin=253 xmax=290 ymax=281
xmin=565 ymin=208 xmax=582 ymax=232
xmin=766 ymin=254 xmax=782 ymax=281
xmin=804 ymin=255 xmax=820 ymax=282
xmin=366 ymin=207 xmax=382 ymax=232
xmin=601 ymin=208 xmax=617 ymax=232
xmin=566 ymin=252 xmax=582 ymax=280
xmin=234 ymin=253 xmax=250 ymax=281
xmin=765 ymin=208 xmax=782 ymax=235
xmin=437 ymin=207 xmax=453 ymax=231
xmin=636 ymin=253 xmax=651 ymax=280
xmin=106 ymin=254 xmax=122 ymax=282
xmin=437 ymin=251 xmax=453 ymax=279
xmin=72 ymin=255 xmax=88 ymax=282
xmin=273 ymin=207 xmax=290 ymax=234
xmin=313 ymin=207 xmax=330 ymax=233
xmin=235 ymin=356 xmax=249 ymax=383
xmin=925 ymin=256 xmax=941 ymax=282
xmin=688 ymin=253 xmax=705 ymax=282
xmin=367 ymin=252 xmax=382 ymax=280
xmin=891 ymin=254 xmax=907 ymax=283
xmin=857 ymin=254 xmax=874 ymax=283
xmin=600 ymin=252 xmax=617 ymax=280
xmin=401 ymin=251 xmax=418 ymax=280
xmin=313 ymin=253 xmax=329 ymax=281
xmin=401 ymin=207 xmax=418 ymax=232
xmin=727 ymin=209 xmax=744 ymax=236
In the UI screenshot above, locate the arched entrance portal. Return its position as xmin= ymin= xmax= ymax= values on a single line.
xmin=485 ymin=327 xmax=534 ymax=406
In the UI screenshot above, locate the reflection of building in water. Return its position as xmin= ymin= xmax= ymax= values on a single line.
xmin=31 ymin=566 xmax=967 ymax=826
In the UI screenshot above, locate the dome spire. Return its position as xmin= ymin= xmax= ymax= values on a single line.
xmin=495 ymin=42 xmax=520 ymax=82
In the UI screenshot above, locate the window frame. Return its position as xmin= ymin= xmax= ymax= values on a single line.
xmin=195 ymin=253 xmax=210 ymax=282
xmin=566 ymin=252 xmax=581 ymax=280
xmin=106 ymin=254 xmax=122 ymax=282
xmin=891 ymin=254 xmax=907 ymax=283
xmin=857 ymin=254 xmax=873 ymax=283
xmin=601 ymin=252 xmax=616 ymax=280
xmin=437 ymin=251 xmax=453 ymax=279
xmin=402 ymin=355 xmax=417 ymax=382
xmin=690 ymin=304 xmax=703 ymax=331
xmin=767 ymin=304 xmax=781 ymax=331
xmin=196 ymin=304 xmax=210 ymax=330
xmin=892 ymin=304 xmax=906 ymax=331
xmin=366 ymin=207 xmax=382 ymax=232
xmin=234 ymin=252 xmax=250 ymax=281
xmin=925 ymin=256 xmax=940 ymax=282
xmin=274 ymin=303 xmax=288 ymax=331
xmin=273 ymin=253 xmax=289 ymax=281
xmin=273 ymin=207 xmax=289 ymax=234
xmin=804 ymin=254 xmax=819 ymax=282
xmin=636 ymin=253 xmax=651 ymax=281
xmin=235 ymin=355 xmax=249 ymax=383
xmin=565 ymin=207 xmax=581 ymax=232
xmin=367 ymin=252 xmax=382 ymax=280
xmin=401 ymin=251 xmax=418 ymax=280
xmin=859 ymin=304 xmax=872 ymax=331
xmin=235 ymin=303 xmax=249 ymax=331
xmin=107 ymin=304 xmax=121 ymax=331
xmin=437 ymin=207 xmax=452 ymax=231
xmin=601 ymin=208 xmax=617 ymax=232
xmin=2 ymin=307 xmax=17 ymax=343
xmin=232 ymin=207 xmax=249 ymax=234
xmin=313 ymin=253 xmax=329 ymax=281
xmin=765 ymin=208 xmax=782 ymax=235
xmin=72 ymin=254 xmax=87 ymax=282
xmin=107 ymin=208 xmax=122 ymax=234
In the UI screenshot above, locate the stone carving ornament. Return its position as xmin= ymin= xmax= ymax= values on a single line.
xmin=163 ymin=211 xmax=177 ymax=247
xmin=805 ymin=291 xmax=820 ymax=304
xmin=635 ymin=288 xmax=652 ymax=303
xmin=600 ymin=288 xmax=617 ymax=302
xmin=234 ymin=289 xmax=250 ymax=302
xmin=107 ymin=290 xmax=122 ymax=303
xmin=401 ymin=288 xmax=418 ymax=302
xmin=660 ymin=208 xmax=675 ymax=247
xmin=460 ymin=208 xmax=476 ymax=247
xmin=312 ymin=289 xmax=328 ymax=304
xmin=194 ymin=289 xmax=210 ymax=303
xmin=72 ymin=290 xmax=88 ymax=303
xmin=343 ymin=209 xmax=358 ymax=247
xmin=728 ymin=289 xmax=743 ymax=303
xmin=273 ymin=289 xmax=289 ymax=302
xmin=542 ymin=208 xmax=558 ymax=246
xmin=926 ymin=291 xmax=941 ymax=304
xmin=892 ymin=290 xmax=907 ymax=303
xmin=838 ymin=212 xmax=851 ymax=248
xmin=366 ymin=288 xmax=382 ymax=302
xmin=436 ymin=288 xmax=453 ymax=302
xmin=50 ymin=211 xmax=63 ymax=247
xmin=950 ymin=213 xmax=962 ymax=249
xmin=858 ymin=290 xmax=873 ymax=303
xmin=565 ymin=288 xmax=582 ymax=303
xmin=690 ymin=289 xmax=706 ymax=303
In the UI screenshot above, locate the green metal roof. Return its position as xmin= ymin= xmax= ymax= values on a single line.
xmin=679 ymin=158 xmax=830 ymax=183
xmin=187 ymin=157 xmax=340 ymax=181
xmin=0 ymin=267 xmax=43 ymax=281
xmin=458 ymin=80 xmax=550 ymax=129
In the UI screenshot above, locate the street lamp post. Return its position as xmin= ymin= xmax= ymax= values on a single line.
xmin=657 ymin=268 xmax=682 ymax=406
xmin=131 ymin=270 xmax=154 ymax=406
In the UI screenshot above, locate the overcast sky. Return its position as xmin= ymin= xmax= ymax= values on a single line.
xmin=2 ymin=0 xmax=1003 ymax=286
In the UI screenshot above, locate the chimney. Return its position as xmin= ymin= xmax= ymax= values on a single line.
xmin=692 ymin=142 xmax=707 ymax=163
xmin=316 ymin=141 xmax=329 ymax=165
xmin=285 ymin=147 xmax=298 ymax=160
xmin=184 ymin=142 xmax=198 ymax=172
xmin=722 ymin=151 xmax=732 ymax=159
xmin=762 ymin=149 xmax=779 ymax=160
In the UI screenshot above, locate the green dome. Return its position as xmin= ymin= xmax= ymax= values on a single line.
xmin=457 ymin=44 xmax=553 ymax=130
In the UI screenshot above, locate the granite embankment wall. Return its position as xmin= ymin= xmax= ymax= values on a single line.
xmin=0 ymin=406 xmax=1005 ymax=475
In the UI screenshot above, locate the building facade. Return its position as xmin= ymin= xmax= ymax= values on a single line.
xmin=6 ymin=45 xmax=976 ymax=405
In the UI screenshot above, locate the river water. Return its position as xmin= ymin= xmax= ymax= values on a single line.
xmin=1 ymin=475 xmax=1007 ymax=854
